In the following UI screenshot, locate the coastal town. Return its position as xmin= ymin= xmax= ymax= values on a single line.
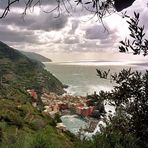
xmin=27 ymin=89 xmax=97 ymax=117
xmin=27 ymin=89 xmax=101 ymax=133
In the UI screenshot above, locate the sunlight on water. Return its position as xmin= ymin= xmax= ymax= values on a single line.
xmin=44 ymin=61 xmax=148 ymax=136
xmin=58 ymin=61 xmax=131 ymax=66
xmin=45 ymin=61 xmax=148 ymax=96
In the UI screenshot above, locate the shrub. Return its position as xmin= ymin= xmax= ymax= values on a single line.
xmin=31 ymin=134 xmax=51 ymax=148
xmin=29 ymin=119 xmax=47 ymax=130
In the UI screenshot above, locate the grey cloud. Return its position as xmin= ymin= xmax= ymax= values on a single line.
xmin=100 ymin=39 xmax=111 ymax=44
xmin=0 ymin=25 xmax=38 ymax=43
xmin=0 ymin=12 xmax=35 ymax=27
xmin=79 ymin=40 xmax=98 ymax=48
xmin=1 ymin=0 xmax=146 ymax=55
xmin=0 ymin=0 xmax=27 ymax=13
xmin=84 ymin=24 xmax=119 ymax=49
xmin=69 ymin=20 xmax=79 ymax=34
xmin=37 ymin=14 xmax=67 ymax=31
xmin=28 ymin=13 xmax=68 ymax=31
xmin=53 ymin=39 xmax=62 ymax=44
xmin=0 ymin=0 xmax=58 ymax=9
xmin=64 ymin=36 xmax=79 ymax=44
xmin=100 ymin=33 xmax=119 ymax=44
xmin=0 ymin=11 xmax=68 ymax=31
xmin=40 ymin=0 xmax=59 ymax=6
xmin=85 ymin=25 xmax=108 ymax=40
xmin=99 ymin=43 xmax=116 ymax=49
xmin=78 ymin=40 xmax=116 ymax=52
xmin=140 ymin=10 xmax=148 ymax=30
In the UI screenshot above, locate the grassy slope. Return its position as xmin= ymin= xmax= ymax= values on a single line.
xmin=0 ymin=41 xmax=84 ymax=148
xmin=0 ymin=41 xmax=65 ymax=97
xmin=0 ymin=98 xmax=81 ymax=148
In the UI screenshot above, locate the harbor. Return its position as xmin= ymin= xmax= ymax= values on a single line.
xmin=27 ymin=89 xmax=103 ymax=136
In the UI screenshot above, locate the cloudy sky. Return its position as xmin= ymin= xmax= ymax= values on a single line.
xmin=0 ymin=0 xmax=148 ymax=62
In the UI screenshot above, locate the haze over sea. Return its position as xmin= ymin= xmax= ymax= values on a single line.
xmin=45 ymin=61 xmax=148 ymax=96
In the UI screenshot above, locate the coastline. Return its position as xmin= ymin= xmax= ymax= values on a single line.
xmin=28 ymin=89 xmax=102 ymax=136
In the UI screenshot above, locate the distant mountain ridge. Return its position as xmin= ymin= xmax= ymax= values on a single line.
xmin=21 ymin=51 xmax=52 ymax=62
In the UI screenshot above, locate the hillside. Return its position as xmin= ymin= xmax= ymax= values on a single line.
xmin=21 ymin=51 xmax=52 ymax=62
xmin=0 ymin=41 xmax=65 ymax=97
xmin=0 ymin=41 xmax=84 ymax=148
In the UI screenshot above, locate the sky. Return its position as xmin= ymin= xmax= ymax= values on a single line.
xmin=0 ymin=0 xmax=148 ymax=62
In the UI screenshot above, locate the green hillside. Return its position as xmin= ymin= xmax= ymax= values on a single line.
xmin=0 ymin=41 xmax=65 ymax=98
xmin=0 ymin=41 xmax=83 ymax=148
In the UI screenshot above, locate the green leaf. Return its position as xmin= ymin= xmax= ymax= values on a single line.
xmin=120 ymin=41 xmax=125 ymax=45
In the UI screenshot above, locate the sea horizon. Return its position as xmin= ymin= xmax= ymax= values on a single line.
xmin=45 ymin=61 xmax=148 ymax=96
xmin=44 ymin=60 xmax=148 ymax=66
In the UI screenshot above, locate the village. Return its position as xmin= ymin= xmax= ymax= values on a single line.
xmin=27 ymin=89 xmax=100 ymax=132
xmin=27 ymin=89 xmax=97 ymax=117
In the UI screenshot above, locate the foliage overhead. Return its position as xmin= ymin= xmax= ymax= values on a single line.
xmin=119 ymin=12 xmax=148 ymax=56
xmin=0 ymin=0 xmax=136 ymax=19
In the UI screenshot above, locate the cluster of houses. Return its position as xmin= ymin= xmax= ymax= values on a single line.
xmin=27 ymin=89 xmax=102 ymax=133
xmin=27 ymin=89 xmax=95 ymax=117
xmin=42 ymin=93 xmax=95 ymax=117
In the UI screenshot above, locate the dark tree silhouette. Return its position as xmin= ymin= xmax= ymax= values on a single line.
xmin=0 ymin=0 xmax=136 ymax=19
xmin=119 ymin=12 xmax=148 ymax=56
xmin=96 ymin=68 xmax=148 ymax=147
xmin=114 ymin=0 xmax=135 ymax=11
xmin=96 ymin=69 xmax=110 ymax=79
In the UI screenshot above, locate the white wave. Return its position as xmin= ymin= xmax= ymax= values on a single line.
xmin=63 ymin=84 xmax=113 ymax=96
xmin=72 ymin=73 xmax=81 ymax=76
xmin=88 ymin=85 xmax=112 ymax=93
xmin=63 ymin=85 xmax=79 ymax=96
xmin=61 ymin=115 xmax=78 ymax=118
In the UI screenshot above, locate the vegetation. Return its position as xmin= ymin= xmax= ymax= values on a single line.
xmin=2 ymin=36 xmax=147 ymax=147
xmin=0 ymin=97 xmax=82 ymax=148
xmin=93 ymin=68 xmax=148 ymax=147
xmin=90 ymin=14 xmax=148 ymax=147
xmin=0 ymin=41 xmax=87 ymax=148
xmin=119 ymin=12 xmax=148 ymax=56
xmin=0 ymin=0 xmax=148 ymax=146
xmin=0 ymin=0 xmax=136 ymax=19
xmin=87 ymin=92 xmax=106 ymax=119
xmin=0 ymin=41 xmax=65 ymax=98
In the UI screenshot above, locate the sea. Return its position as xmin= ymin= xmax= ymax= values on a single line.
xmin=45 ymin=61 xmax=148 ymax=96
xmin=44 ymin=61 xmax=148 ymax=135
